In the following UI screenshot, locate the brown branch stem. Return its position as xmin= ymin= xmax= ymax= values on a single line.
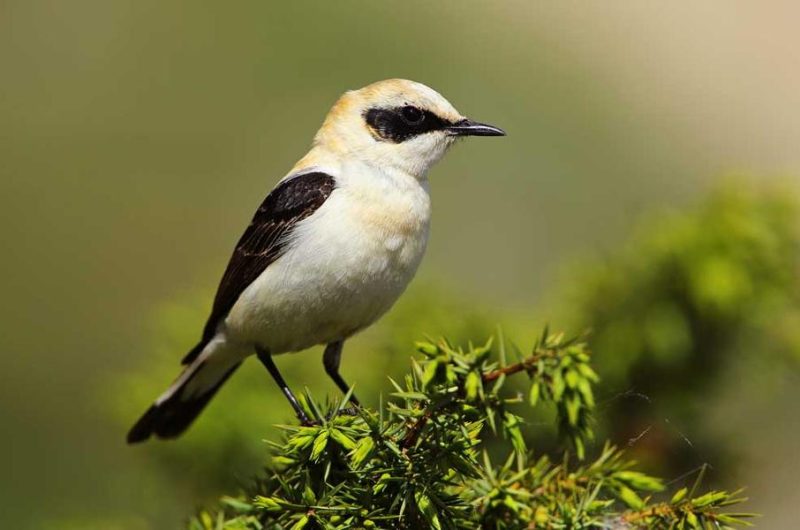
xmin=400 ymin=396 xmax=455 ymax=450
xmin=621 ymin=504 xmax=674 ymax=524
xmin=401 ymin=350 xmax=554 ymax=449
xmin=481 ymin=349 xmax=554 ymax=382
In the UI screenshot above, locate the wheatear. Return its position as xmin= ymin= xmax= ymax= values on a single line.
xmin=128 ymin=79 xmax=504 ymax=443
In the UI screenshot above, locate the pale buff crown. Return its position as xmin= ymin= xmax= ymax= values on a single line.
xmin=294 ymin=79 xmax=466 ymax=179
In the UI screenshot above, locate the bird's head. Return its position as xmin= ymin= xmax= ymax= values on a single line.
xmin=312 ymin=79 xmax=505 ymax=179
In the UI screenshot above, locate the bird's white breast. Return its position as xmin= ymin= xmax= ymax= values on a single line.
xmin=224 ymin=164 xmax=431 ymax=354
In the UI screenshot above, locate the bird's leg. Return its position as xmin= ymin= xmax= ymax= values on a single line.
xmin=323 ymin=341 xmax=361 ymax=407
xmin=255 ymin=347 xmax=312 ymax=425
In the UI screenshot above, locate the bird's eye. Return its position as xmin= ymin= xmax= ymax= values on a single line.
xmin=400 ymin=106 xmax=424 ymax=124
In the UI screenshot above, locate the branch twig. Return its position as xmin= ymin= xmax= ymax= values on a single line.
xmin=400 ymin=396 xmax=454 ymax=449
xmin=401 ymin=350 xmax=553 ymax=448
xmin=481 ymin=350 xmax=553 ymax=382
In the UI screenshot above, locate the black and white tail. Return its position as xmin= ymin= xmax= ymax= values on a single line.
xmin=127 ymin=340 xmax=242 ymax=444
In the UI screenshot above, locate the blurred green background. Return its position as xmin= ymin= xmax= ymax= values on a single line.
xmin=2 ymin=2 xmax=800 ymax=528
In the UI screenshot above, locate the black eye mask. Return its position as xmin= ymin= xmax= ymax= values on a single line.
xmin=364 ymin=105 xmax=451 ymax=143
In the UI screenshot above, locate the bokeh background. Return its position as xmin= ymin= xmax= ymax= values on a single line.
xmin=2 ymin=2 xmax=800 ymax=528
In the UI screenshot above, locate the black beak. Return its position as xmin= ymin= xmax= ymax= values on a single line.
xmin=446 ymin=118 xmax=506 ymax=137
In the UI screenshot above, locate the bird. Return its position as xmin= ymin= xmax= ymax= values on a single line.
xmin=127 ymin=79 xmax=505 ymax=443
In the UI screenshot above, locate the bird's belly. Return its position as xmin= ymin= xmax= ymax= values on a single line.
xmin=224 ymin=195 xmax=429 ymax=354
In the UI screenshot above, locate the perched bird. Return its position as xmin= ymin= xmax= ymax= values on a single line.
xmin=127 ymin=79 xmax=505 ymax=443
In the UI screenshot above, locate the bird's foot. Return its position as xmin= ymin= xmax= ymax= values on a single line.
xmin=298 ymin=416 xmax=319 ymax=427
xmin=324 ymin=405 xmax=360 ymax=421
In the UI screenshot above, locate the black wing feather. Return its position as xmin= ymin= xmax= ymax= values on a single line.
xmin=182 ymin=171 xmax=336 ymax=364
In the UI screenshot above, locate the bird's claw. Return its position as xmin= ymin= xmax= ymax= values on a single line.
xmin=299 ymin=416 xmax=319 ymax=427
xmin=339 ymin=405 xmax=360 ymax=417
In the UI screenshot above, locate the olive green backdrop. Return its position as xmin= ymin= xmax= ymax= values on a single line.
xmin=2 ymin=2 xmax=799 ymax=528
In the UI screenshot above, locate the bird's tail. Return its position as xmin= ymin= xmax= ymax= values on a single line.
xmin=127 ymin=339 xmax=243 ymax=444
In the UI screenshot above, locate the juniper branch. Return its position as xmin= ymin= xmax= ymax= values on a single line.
xmin=188 ymin=329 xmax=753 ymax=530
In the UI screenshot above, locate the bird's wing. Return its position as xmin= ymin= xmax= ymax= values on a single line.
xmin=182 ymin=171 xmax=336 ymax=364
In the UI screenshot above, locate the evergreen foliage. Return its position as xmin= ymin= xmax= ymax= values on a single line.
xmin=114 ymin=185 xmax=800 ymax=505
xmin=555 ymin=184 xmax=800 ymax=471
xmin=188 ymin=331 xmax=753 ymax=530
